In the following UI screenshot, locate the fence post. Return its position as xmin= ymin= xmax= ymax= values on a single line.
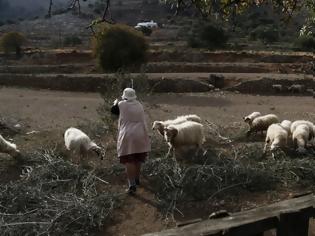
xmin=277 ymin=207 xmax=312 ymax=236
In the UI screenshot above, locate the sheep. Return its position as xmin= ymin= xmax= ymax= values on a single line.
xmin=0 ymin=134 xmax=20 ymax=158
xmin=290 ymin=120 xmax=315 ymax=137
xmin=64 ymin=127 xmax=104 ymax=163
xmin=272 ymin=84 xmax=283 ymax=93
xmin=152 ymin=114 xmax=201 ymax=136
xmin=292 ymin=124 xmax=314 ymax=153
xmin=243 ymin=112 xmax=261 ymax=124
xmin=247 ymin=114 xmax=279 ymax=136
xmin=163 ymin=121 xmax=205 ymax=158
xmin=288 ymin=84 xmax=305 ymax=93
xmin=263 ymin=120 xmax=292 ymax=157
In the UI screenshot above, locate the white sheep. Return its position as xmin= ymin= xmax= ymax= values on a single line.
xmin=247 ymin=114 xmax=279 ymax=136
xmin=164 ymin=121 xmax=205 ymax=158
xmin=272 ymin=84 xmax=283 ymax=93
xmin=263 ymin=120 xmax=292 ymax=157
xmin=243 ymin=112 xmax=261 ymax=125
xmin=152 ymin=114 xmax=201 ymax=136
xmin=0 ymin=134 xmax=20 ymax=158
xmin=64 ymin=127 xmax=104 ymax=162
xmin=292 ymin=124 xmax=313 ymax=153
xmin=288 ymin=84 xmax=305 ymax=93
xmin=290 ymin=120 xmax=315 ymax=138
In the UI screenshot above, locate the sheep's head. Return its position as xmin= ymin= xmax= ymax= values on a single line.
xmin=152 ymin=121 xmax=164 ymax=136
xmin=164 ymin=126 xmax=178 ymax=142
xmin=243 ymin=112 xmax=261 ymax=125
xmin=243 ymin=116 xmax=251 ymax=123
xmin=90 ymin=143 xmax=106 ymax=160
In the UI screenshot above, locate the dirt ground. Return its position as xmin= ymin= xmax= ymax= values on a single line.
xmin=1 ymin=87 xmax=315 ymax=235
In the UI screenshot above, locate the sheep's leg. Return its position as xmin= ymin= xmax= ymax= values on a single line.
xmin=263 ymin=142 xmax=268 ymax=154
xmin=166 ymin=146 xmax=172 ymax=158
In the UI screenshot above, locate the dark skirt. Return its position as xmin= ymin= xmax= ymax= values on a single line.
xmin=119 ymin=152 xmax=148 ymax=164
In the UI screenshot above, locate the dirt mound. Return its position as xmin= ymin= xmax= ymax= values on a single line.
xmin=0 ymin=74 xmax=215 ymax=93
xmin=150 ymin=78 xmax=213 ymax=93
xmin=149 ymin=50 xmax=314 ymax=63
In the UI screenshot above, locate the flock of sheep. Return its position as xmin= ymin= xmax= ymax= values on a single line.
xmin=272 ymin=83 xmax=315 ymax=97
xmin=152 ymin=112 xmax=315 ymax=159
xmin=0 ymin=111 xmax=314 ymax=162
xmin=244 ymin=112 xmax=315 ymax=156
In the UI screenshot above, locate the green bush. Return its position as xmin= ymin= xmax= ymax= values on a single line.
xmin=92 ymin=24 xmax=148 ymax=72
xmin=188 ymin=24 xmax=228 ymax=49
xmin=294 ymin=35 xmax=315 ymax=51
xmin=249 ymin=26 xmax=279 ymax=43
xmin=63 ymin=35 xmax=82 ymax=46
xmin=200 ymin=24 xmax=228 ymax=49
xmin=0 ymin=32 xmax=26 ymax=56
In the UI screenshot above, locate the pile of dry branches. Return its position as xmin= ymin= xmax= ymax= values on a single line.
xmin=0 ymin=149 xmax=121 ymax=235
xmin=143 ymin=143 xmax=315 ymax=219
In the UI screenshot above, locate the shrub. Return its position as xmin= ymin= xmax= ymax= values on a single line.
xmin=0 ymin=32 xmax=26 ymax=56
xmin=63 ymin=35 xmax=82 ymax=46
xmin=249 ymin=26 xmax=279 ymax=43
xmin=188 ymin=24 xmax=228 ymax=49
xmin=200 ymin=24 xmax=228 ymax=49
xmin=294 ymin=35 xmax=315 ymax=51
xmin=92 ymin=24 xmax=148 ymax=72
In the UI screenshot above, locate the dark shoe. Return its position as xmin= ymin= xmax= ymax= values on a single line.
xmin=135 ymin=178 xmax=140 ymax=186
xmin=126 ymin=185 xmax=136 ymax=194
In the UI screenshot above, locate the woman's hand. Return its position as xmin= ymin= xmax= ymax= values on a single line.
xmin=113 ymin=99 xmax=119 ymax=105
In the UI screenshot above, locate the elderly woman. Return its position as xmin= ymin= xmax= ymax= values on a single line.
xmin=111 ymin=88 xmax=151 ymax=194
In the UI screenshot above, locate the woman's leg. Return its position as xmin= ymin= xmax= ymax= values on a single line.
xmin=135 ymin=162 xmax=141 ymax=185
xmin=125 ymin=162 xmax=137 ymax=191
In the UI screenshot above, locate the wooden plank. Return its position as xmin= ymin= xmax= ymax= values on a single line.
xmin=143 ymin=194 xmax=315 ymax=236
xmin=226 ymin=217 xmax=277 ymax=236
xmin=277 ymin=207 xmax=313 ymax=236
xmin=176 ymin=218 xmax=202 ymax=227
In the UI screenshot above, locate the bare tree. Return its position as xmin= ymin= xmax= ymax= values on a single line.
xmin=68 ymin=0 xmax=81 ymax=15
xmin=47 ymin=0 xmax=53 ymax=17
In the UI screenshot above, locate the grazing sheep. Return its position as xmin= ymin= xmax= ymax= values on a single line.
xmin=64 ymin=127 xmax=104 ymax=162
xmin=152 ymin=114 xmax=201 ymax=136
xmin=164 ymin=121 xmax=205 ymax=157
xmin=0 ymin=134 xmax=20 ymax=158
xmin=247 ymin=114 xmax=279 ymax=136
xmin=290 ymin=120 xmax=314 ymax=137
xmin=272 ymin=84 xmax=283 ymax=93
xmin=243 ymin=112 xmax=262 ymax=124
xmin=292 ymin=124 xmax=314 ymax=153
xmin=288 ymin=84 xmax=305 ymax=93
xmin=263 ymin=120 xmax=292 ymax=157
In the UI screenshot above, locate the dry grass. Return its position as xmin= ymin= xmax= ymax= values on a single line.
xmin=0 ymin=149 xmax=122 ymax=236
